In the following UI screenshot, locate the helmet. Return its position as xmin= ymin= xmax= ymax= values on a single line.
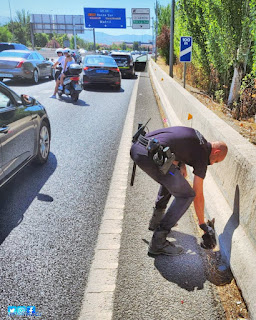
xmin=55 ymin=48 xmax=63 ymax=54
xmin=63 ymin=48 xmax=71 ymax=55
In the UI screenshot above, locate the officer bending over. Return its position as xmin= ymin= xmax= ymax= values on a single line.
xmin=130 ymin=126 xmax=228 ymax=256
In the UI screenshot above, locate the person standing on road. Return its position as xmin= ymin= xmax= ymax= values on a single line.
xmin=50 ymin=48 xmax=65 ymax=99
xmin=130 ymin=126 xmax=228 ymax=256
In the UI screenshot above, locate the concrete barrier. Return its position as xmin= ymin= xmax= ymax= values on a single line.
xmin=149 ymin=59 xmax=256 ymax=319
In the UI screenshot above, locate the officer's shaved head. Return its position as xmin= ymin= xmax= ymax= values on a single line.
xmin=210 ymin=141 xmax=228 ymax=164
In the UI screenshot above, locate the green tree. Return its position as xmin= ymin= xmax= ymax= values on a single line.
xmin=8 ymin=9 xmax=31 ymax=46
xmin=121 ymin=42 xmax=127 ymax=50
xmin=0 ymin=25 xmax=13 ymax=42
xmin=34 ymin=33 xmax=49 ymax=47
xmin=70 ymin=35 xmax=88 ymax=49
xmin=133 ymin=41 xmax=139 ymax=50
xmin=177 ymin=0 xmax=254 ymax=102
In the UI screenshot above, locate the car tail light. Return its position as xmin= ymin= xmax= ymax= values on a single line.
xmin=84 ymin=66 xmax=95 ymax=71
xmin=16 ymin=60 xmax=24 ymax=68
xmin=110 ymin=67 xmax=120 ymax=72
xmin=70 ymin=76 xmax=80 ymax=81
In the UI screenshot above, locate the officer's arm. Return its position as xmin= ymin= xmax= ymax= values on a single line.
xmin=193 ymin=175 xmax=205 ymax=225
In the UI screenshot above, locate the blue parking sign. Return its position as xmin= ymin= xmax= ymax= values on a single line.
xmin=180 ymin=36 xmax=192 ymax=62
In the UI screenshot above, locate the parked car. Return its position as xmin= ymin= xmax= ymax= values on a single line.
xmin=0 ymin=50 xmax=54 ymax=83
xmin=110 ymin=52 xmax=135 ymax=78
xmin=0 ymin=42 xmax=29 ymax=52
xmin=83 ymin=55 xmax=121 ymax=90
xmin=0 ymin=82 xmax=51 ymax=188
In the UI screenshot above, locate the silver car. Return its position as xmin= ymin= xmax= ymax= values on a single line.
xmin=0 ymin=50 xmax=54 ymax=84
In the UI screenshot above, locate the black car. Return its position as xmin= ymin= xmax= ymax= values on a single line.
xmin=0 ymin=82 xmax=51 ymax=188
xmin=83 ymin=55 xmax=121 ymax=90
xmin=111 ymin=52 xmax=135 ymax=78
xmin=0 ymin=42 xmax=29 ymax=52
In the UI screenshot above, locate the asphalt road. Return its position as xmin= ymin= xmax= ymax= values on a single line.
xmin=112 ymin=71 xmax=227 ymax=320
xmin=0 ymin=76 xmax=136 ymax=319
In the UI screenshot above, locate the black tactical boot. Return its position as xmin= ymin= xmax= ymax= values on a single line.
xmin=148 ymin=229 xmax=184 ymax=256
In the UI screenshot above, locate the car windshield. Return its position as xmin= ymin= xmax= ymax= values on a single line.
xmin=0 ymin=51 xmax=29 ymax=59
xmin=111 ymin=55 xmax=130 ymax=64
xmin=136 ymin=55 xmax=148 ymax=62
xmin=85 ymin=56 xmax=117 ymax=66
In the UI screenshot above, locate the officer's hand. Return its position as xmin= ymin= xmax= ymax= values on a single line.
xmin=199 ymin=221 xmax=216 ymax=249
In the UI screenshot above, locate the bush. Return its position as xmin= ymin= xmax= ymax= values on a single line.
xmin=157 ymin=25 xmax=170 ymax=65
xmin=215 ymin=90 xmax=225 ymax=104
xmin=232 ymin=72 xmax=256 ymax=119
xmin=239 ymin=72 xmax=256 ymax=119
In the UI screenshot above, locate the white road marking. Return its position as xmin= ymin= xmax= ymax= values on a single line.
xmin=78 ymin=74 xmax=140 ymax=320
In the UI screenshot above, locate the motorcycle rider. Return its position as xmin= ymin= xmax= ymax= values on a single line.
xmin=50 ymin=48 xmax=65 ymax=98
xmin=52 ymin=48 xmax=65 ymax=70
xmin=58 ymin=48 xmax=75 ymax=91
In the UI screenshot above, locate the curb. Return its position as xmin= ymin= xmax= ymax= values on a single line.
xmin=149 ymin=60 xmax=256 ymax=319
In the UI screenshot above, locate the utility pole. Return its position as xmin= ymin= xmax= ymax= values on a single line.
xmin=155 ymin=0 xmax=158 ymax=62
xmin=93 ymin=28 xmax=96 ymax=52
xmin=73 ymin=24 xmax=77 ymax=51
xmin=169 ymin=0 xmax=175 ymax=77
xmin=8 ymin=0 xmax=14 ymax=41
xmin=30 ymin=22 xmax=35 ymax=50
xmin=151 ymin=17 xmax=154 ymax=54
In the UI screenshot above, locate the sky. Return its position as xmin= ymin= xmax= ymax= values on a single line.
xmin=1 ymin=0 xmax=171 ymax=36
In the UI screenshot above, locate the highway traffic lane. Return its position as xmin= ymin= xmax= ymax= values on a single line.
xmin=0 ymin=77 xmax=137 ymax=319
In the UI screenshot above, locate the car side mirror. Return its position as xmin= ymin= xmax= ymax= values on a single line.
xmin=21 ymin=94 xmax=36 ymax=106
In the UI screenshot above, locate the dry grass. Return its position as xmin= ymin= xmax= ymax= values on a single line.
xmin=156 ymin=57 xmax=256 ymax=146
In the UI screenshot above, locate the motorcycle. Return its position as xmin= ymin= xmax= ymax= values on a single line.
xmin=55 ymin=65 xmax=62 ymax=81
xmin=58 ymin=64 xmax=83 ymax=102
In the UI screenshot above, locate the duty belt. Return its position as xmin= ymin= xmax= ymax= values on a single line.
xmin=138 ymin=134 xmax=149 ymax=147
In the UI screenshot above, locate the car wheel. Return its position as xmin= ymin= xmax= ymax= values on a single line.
xmin=34 ymin=121 xmax=50 ymax=164
xmin=32 ymin=69 xmax=39 ymax=84
xmin=49 ymin=68 xmax=55 ymax=80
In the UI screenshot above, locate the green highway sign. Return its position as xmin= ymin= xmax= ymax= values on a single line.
xmin=133 ymin=20 xmax=150 ymax=24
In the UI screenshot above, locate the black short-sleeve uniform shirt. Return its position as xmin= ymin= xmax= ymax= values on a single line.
xmin=145 ymin=126 xmax=212 ymax=179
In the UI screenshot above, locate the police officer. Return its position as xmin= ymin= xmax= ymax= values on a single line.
xmin=130 ymin=126 xmax=228 ymax=256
